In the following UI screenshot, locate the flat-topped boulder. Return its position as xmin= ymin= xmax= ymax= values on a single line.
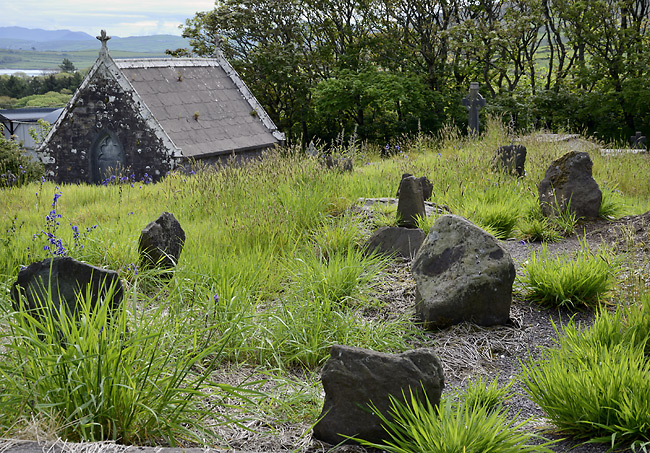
xmin=11 ymin=257 xmax=124 ymax=316
xmin=313 ymin=345 xmax=444 ymax=445
xmin=364 ymin=226 xmax=425 ymax=259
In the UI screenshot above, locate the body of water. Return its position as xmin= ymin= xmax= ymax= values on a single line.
xmin=0 ymin=69 xmax=55 ymax=76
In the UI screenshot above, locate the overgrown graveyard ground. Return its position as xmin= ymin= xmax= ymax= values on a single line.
xmin=2 ymin=120 xmax=650 ymax=452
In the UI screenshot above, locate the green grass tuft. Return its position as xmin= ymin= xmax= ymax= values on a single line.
xmin=0 ymin=278 xmax=259 ymax=445
xmin=518 ymin=236 xmax=621 ymax=309
xmin=519 ymin=295 xmax=650 ymax=449
xmin=357 ymin=386 xmax=553 ymax=453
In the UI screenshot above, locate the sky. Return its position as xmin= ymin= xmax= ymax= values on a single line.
xmin=2 ymin=0 xmax=217 ymax=37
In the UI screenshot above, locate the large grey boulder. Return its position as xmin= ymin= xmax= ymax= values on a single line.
xmin=538 ymin=151 xmax=602 ymax=218
xmin=494 ymin=144 xmax=526 ymax=177
xmin=412 ymin=215 xmax=515 ymax=329
xmin=396 ymin=175 xmax=426 ymax=228
xmin=313 ymin=345 xmax=444 ymax=445
xmin=138 ymin=212 xmax=186 ymax=269
xmin=11 ymin=257 xmax=124 ymax=316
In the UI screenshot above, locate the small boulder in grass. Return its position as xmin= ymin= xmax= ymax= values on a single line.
xmin=313 ymin=345 xmax=444 ymax=445
xmin=322 ymin=155 xmax=353 ymax=172
xmin=396 ymin=173 xmax=433 ymax=201
xmin=493 ymin=144 xmax=526 ymax=177
xmin=11 ymin=257 xmax=124 ymax=317
xmin=138 ymin=212 xmax=186 ymax=270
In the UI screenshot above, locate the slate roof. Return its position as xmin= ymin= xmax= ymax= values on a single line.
xmin=115 ymin=58 xmax=284 ymax=158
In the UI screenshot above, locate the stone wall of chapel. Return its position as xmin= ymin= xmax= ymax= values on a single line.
xmin=40 ymin=68 xmax=175 ymax=184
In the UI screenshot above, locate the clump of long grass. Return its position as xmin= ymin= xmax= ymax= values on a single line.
xmin=518 ymin=236 xmax=621 ymax=309
xmin=519 ymin=294 xmax=650 ymax=450
xmin=516 ymin=199 xmax=563 ymax=242
xmin=458 ymin=375 xmax=513 ymax=412
xmin=357 ymin=383 xmax=552 ymax=453
xmin=0 ymin=277 xmax=258 ymax=445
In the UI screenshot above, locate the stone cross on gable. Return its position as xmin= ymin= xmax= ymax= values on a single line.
xmin=213 ymin=34 xmax=223 ymax=58
xmin=96 ymin=30 xmax=111 ymax=56
xmin=462 ymin=82 xmax=486 ymax=135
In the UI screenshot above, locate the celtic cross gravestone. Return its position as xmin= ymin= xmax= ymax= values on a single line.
xmin=462 ymin=82 xmax=486 ymax=135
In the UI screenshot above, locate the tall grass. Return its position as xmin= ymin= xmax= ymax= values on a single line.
xmin=518 ymin=236 xmax=621 ymax=309
xmin=0 ymin=277 xmax=259 ymax=445
xmin=357 ymin=386 xmax=553 ymax=453
xmin=519 ymin=294 xmax=650 ymax=450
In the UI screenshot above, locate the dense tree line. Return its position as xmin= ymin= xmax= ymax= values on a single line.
xmin=0 ymin=72 xmax=82 ymax=104
xmin=171 ymin=0 xmax=650 ymax=144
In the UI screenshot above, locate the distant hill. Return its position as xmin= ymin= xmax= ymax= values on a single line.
xmin=0 ymin=27 xmax=95 ymax=42
xmin=0 ymin=27 xmax=189 ymax=53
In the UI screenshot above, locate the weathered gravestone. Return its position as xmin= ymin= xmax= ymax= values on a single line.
xmin=631 ymin=131 xmax=647 ymax=150
xmin=538 ymin=151 xmax=602 ymax=219
xmin=322 ymin=155 xmax=353 ymax=172
xmin=313 ymin=345 xmax=444 ymax=445
xmin=494 ymin=144 xmax=526 ymax=177
xmin=11 ymin=257 xmax=124 ymax=317
xmin=397 ymin=175 xmax=426 ymax=228
xmin=412 ymin=215 xmax=515 ymax=329
xmin=364 ymin=226 xmax=425 ymax=259
xmin=461 ymin=82 xmax=486 ymax=135
xmin=396 ymin=173 xmax=433 ymax=201
xmin=138 ymin=212 xmax=186 ymax=270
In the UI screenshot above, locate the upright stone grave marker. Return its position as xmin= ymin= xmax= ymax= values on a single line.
xmin=396 ymin=175 xmax=425 ymax=228
xmin=631 ymin=131 xmax=647 ymax=150
xmin=462 ymin=82 xmax=486 ymax=135
xmin=138 ymin=212 xmax=186 ymax=270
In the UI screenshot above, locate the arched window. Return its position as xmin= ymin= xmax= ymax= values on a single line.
xmin=90 ymin=130 xmax=125 ymax=183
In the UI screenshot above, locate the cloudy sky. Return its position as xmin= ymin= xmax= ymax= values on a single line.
xmin=2 ymin=0 xmax=216 ymax=37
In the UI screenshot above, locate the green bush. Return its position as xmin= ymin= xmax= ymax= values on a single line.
xmin=357 ymin=387 xmax=552 ymax=453
xmin=0 ymin=133 xmax=44 ymax=187
xmin=518 ymin=236 xmax=621 ymax=309
xmin=519 ymin=296 xmax=650 ymax=449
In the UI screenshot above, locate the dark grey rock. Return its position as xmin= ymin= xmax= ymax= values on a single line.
xmin=494 ymin=144 xmax=526 ymax=177
xmin=138 ymin=212 xmax=186 ymax=269
xmin=397 ymin=176 xmax=425 ymax=228
xmin=11 ymin=257 xmax=123 ymax=316
xmin=313 ymin=345 xmax=444 ymax=445
xmin=364 ymin=226 xmax=425 ymax=259
xmin=412 ymin=215 xmax=515 ymax=329
xmin=538 ymin=151 xmax=602 ymax=218
xmin=396 ymin=173 xmax=433 ymax=201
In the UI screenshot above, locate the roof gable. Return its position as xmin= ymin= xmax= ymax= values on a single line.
xmin=39 ymin=51 xmax=181 ymax=160
xmin=115 ymin=57 xmax=284 ymax=158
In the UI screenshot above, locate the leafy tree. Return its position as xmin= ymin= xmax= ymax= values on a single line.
xmin=175 ymin=0 xmax=649 ymax=143
xmin=59 ymin=58 xmax=76 ymax=73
